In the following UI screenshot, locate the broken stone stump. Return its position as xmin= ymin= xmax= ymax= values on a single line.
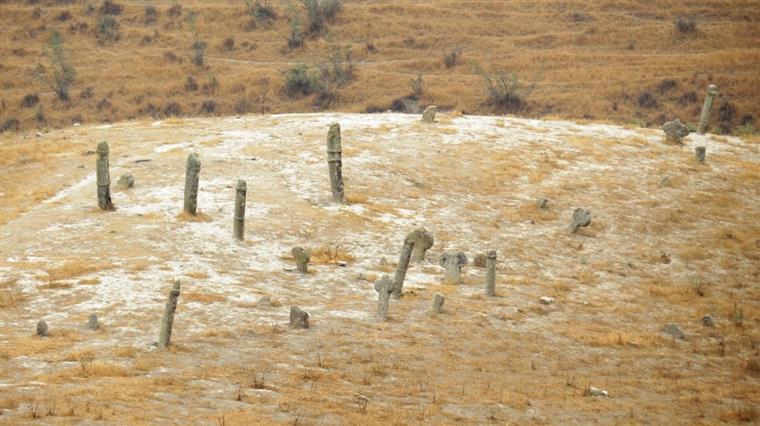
xmin=702 ymin=314 xmax=715 ymax=327
xmin=326 ymin=123 xmax=346 ymax=203
xmin=568 ymin=208 xmax=592 ymax=234
xmin=698 ymin=84 xmax=718 ymax=134
xmin=291 ymin=247 xmax=310 ymax=273
xmin=661 ymin=323 xmax=684 ymax=340
xmin=117 ymin=173 xmax=134 ymax=190
xmin=233 ymin=179 xmax=246 ymax=240
xmin=409 ymin=227 xmax=434 ymax=262
xmin=374 ymin=275 xmax=394 ymax=321
xmin=289 ymin=306 xmax=309 ymax=329
xmin=183 ymin=153 xmax=201 ymax=215
xmin=473 ymin=253 xmax=487 ymax=268
xmin=96 ymin=141 xmax=114 ymax=210
xmin=36 ymin=320 xmax=48 ymax=337
xmin=432 ymin=293 xmax=445 ymax=314
xmin=158 ymin=280 xmax=181 ymax=349
xmin=659 ymin=176 xmax=672 ymax=188
xmin=439 ymin=252 xmax=467 ymax=285
xmin=87 ymin=314 xmax=99 ymax=330
xmin=485 ymin=250 xmax=497 ymax=296
xmin=537 ymin=198 xmax=549 ymax=210
xmin=695 ymin=146 xmax=706 ymax=164
xmin=391 ymin=232 xmax=416 ymax=299
xmin=662 ymin=118 xmax=689 ymax=143
xmin=421 ymin=105 xmax=437 ymax=123
xmin=257 ymin=296 xmax=272 ymax=307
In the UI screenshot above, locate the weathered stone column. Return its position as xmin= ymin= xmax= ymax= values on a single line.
xmin=568 ymin=208 xmax=592 ymax=234
xmin=410 ymin=227 xmax=434 ymax=262
xmin=326 ymin=123 xmax=345 ymax=203
xmin=374 ymin=275 xmax=393 ymax=321
xmin=391 ymin=233 xmax=415 ymax=299
xmin=96 ymin=141 xmax=114 ymax=210
xmin=233 ymin=179 xmax=246 ymax=240
xmin=158 ymin=280 xmax=181 ymax=349
xmin=440 ymin=252 xmax=468 ymax=284
xmin=432 ymin=293 xmax=445 ymax=314
xmin=698 ymin=85 xmax=718 ymax=134
xmin=485 ymin=250 xmax=497 ymax=296
xmin=291 ymin=247 xmax=310 ymax=273
xmin=695 ymin=146 xmax=706 ymax=164
xmin=289 ymin=306 xmax=309 ymax=329
xmin=183 ymin=153 xmax=201 ymax=215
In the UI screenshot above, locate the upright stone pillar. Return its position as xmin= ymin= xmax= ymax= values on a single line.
xmin=233 ymin=179 xmax=246 ymax=240
xmin=485 ymin=250 xmax=497 ymax=296
xmin=422 ymin=106 xmax=437 ymax=123
xmin=698 ymin=85 xmax=718 ymax=134
xmin=289 ymin=306 xmax=309 ymax=329
xmin=695 ymin=146 xmax=706 ymax=164
xmin=374 ymin=275 xmax=394 ymax=321
xmin=440 ymin=252 xmax=468 ymax=285
xmin=292 ymin=247 xmax=310 ymax=273
xmin=409 ymin=227 xmax=434 ymax=263
xmin=96 ymin=141 xmax=114 ymax=210
xmin=326 ymin=123 xmax=346 ymax=203
xmin=391 ymin=233 xmax=415 ymax=299
xmin=158 ymin=280 xmax=181 ymax=349
xmin=568 ymin=208 xmax=592 ymax=234
xmin=183 ymin=153 xmax=201 ymax=215
xmin=432 ymin=293 xmax=445 ymax=314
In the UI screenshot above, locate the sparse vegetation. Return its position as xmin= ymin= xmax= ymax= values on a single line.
xmin=443 ymin=46 xmax=463 ymax=69
xmin=302 ymin=0 xmax=342 ymax=35
xmin=144 ymin=5 xmax=158 ymax=25
xmin=674 ymin=17 xmax=697 ymax=34
xmin=34 ymin=31 xmax=76 ymax=102
xmin=476 ymin=66 xmax=534 ymax=113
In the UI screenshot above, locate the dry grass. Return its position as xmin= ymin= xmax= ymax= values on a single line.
xmin=45 ymin=260 xmax=111 ymax=282
xmin=308 ymin=244 xmax=355 ymax=265
xmin=184 ymin=291 xmax=227 ymax=304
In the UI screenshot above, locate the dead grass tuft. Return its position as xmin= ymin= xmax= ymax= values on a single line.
xmin=308 ymin=244 xmax=355 ymax=265
xmin=176 ymin=212 xmax=212 ymax=222
xmin=45 ymin=260 xmax=112 ymax=282
xmin=184 ymin=291 xmax=227 ymax=303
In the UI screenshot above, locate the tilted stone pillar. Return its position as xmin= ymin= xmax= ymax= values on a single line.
xmin=326 ymin=123 xmax=345 ymax=203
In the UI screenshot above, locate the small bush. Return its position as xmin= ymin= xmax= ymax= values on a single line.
xmin=21 ymin=94 xmax=40 ymax=108
xmin=443 ymin=47 xmax=463 ymax=69
xmin=35 ymin=31 xmax=76 ymax=101
xmin=35 ymin=106 xmax=45 ymax=123
xmin=167 ymin=2 xmax=182 ymax=17
xmin=192 ymin=40 xmax=207 ymax=66
xmin=310 ymin=77 xmax=338 ymax=108
xmin=144 ymin=5 xmax=158 ymax=24
xmin=476 ymin=66 xmax=533 ymax=113
xmin=283 ymin=63 xmax=312 ymax=97
xmin=163 ymin=101 xmax=182 ymax=117
xmin=286 ymin=19 xmax=304 ymax=49
xmin=1 ymin=118 xmax=20 ymax=133
xmin=317 ymin=45 xmax=354 ymax=87
xmin=675 ymin=17 xmax=696 ymax=34
xmin=365 ymin=41 xmax=377 ymax=53
xmin=303 ymin=0 xmax=342 ymax=35
xmin=717 ymin=101 xmax=737 ymax=133
xmin=100 ymin=0 xmax=123 ymax=16
xmin=410 ymin=72 xmax=423 ymax=99
xmin=221 ymin=37 xmax=234 ymax=52
xmin=234 ymin=99 xmax=251 ymax=114
xmin=80 ymin=87 xmax=94 ymax=99
xmin=185 ymin=76 xmax=199 ymax=91
xmin=57 ymin=11 xmax=72 ymax=21
xmin=98 ymin=15 xmax=120 ymax=42
xmin=246 ymin=0 xmax=276 ymax=24
xmin=657 ymin=79 xmax=677 ymax=94
xmin=637 ymin=91 xmax=657 ymax=109
xmin=678 ymin=91 xmax=698 ymax=106
xmin=201 ymin=75 xmax=219 ymax=95
xmin=200 ymin=100 xmax=217 ymax=115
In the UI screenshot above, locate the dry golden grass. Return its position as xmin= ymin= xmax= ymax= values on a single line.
xmin=45 ymin=260 xmax=112 ymax=282
xmin=185 ymin=270 xmax=210 ymax=279
xmin=0 ymin=0 xmax=758 ymax=134
xmin=184 ymin=291 xmax=227 ymax=304
xmin=308 ymin=244 xmax=355 ymax=265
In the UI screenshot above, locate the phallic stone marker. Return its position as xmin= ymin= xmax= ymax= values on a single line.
xmin=117 ymin=173 xmax=134 ymax=189
xmin=326 ymin=123 xmax=346 ymax=204
xmin=409 ymin=227 xmax=434 ymax=262
xmin=422 ymin=105 xmax=437 ymax=123
xmin=158 ymin=280 xmax=181 ymax=349
xmin=391 ymin=232 xmax=416 ymax=299
xmin=439 ymin=252 xmax=468 ymax=285
xmin=289 ymin=306 xmax=309 ymax=329
xmin=96 ymin=141 xmax=114 ymax=210
xmin=432 ymin=293 xmax=445 ymax=314
xmin=698 ymin=84 xmax=718 ymax=134
xmin=568 ymin=208 xmax=592 ymax=234
xmin=87 ymin=314 xmax=99 ymax=330
xmin=695 ymin=146 xmax=706 ymax=164
xmin=233 ymin=179 xmax=246 ymax=240
xmin=662 ymin=119 xmax=690 ymax=143
xmin=291 ymin=247 xmax=310 ymax=273
xmin=183 ymin=153 xmax=201 ymax=215
xmin=485 ymin=250 xmax=497 ymax=296
xmin=36 ymin=320 xmax=48 ymax=337
xmin=374 ymin=275 xmax=394 ymax=321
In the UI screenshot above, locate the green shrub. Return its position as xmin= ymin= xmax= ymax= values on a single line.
xmin=98 ymin=15 xmax=120 ymax=42
xmin=35 ymin=31 xmax=76 ymax=101
xmin=284 ymin=64 xmax=312 ymax=97
xmin=303 ymin=0 xmax=342 ymax=35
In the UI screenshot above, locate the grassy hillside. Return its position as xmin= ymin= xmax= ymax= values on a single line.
xmin=1 ymin=0 xmax=759 ymax=133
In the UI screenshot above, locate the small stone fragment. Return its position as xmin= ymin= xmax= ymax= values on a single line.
xmin=432 ymin=293 xmax=445 ymax=314
xmin=36 ymin=320 xmax=48 ymax=337
xmin=289 ymin=306 xmax=309 ymax=329
xmin=117 ymin=173 xmax=134 ymax=189
xmin=659 ymin=176 xmax=672 ymax=188
xmin=702 ymin=315 xmax=715 ymax=327
xmin=421 ymin=105 xmax=437 ymax=123
xmin=695 ymin=146 xmax=706 ymax=164
xmin=587 ymin=386 xmax=609 ymax=397
xmin=537 ymin=198 xmax=549 ymax=210
xmin=662 ymin=118 xmax=689 ymax=143
xmin=568 ymin=208 xmax=591 ymax=234
xmin=539 ymin=296 xmax=555 ymax=305
xmin=257 ymin=296 xmax=272 ymax=307
xmin=661 ymin=323 xmax=684 ymax=339
xmin=87 ymin=314 xmax=99 ymax=330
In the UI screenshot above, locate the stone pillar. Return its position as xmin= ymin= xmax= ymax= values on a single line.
xmin=233 ymin=179 xmax=246 ymax=240
xmin=422 ymin=105 xmax=437 ymax=123
xmin=485 ymin=250 xmax=497 ymax=296
xmin=87 ymin=314 xmax=99 ymax=330
xmin=568 ymin=208 xmax=592 ymax=234
xmin=410 ymin=227 xmax=434 ymax=262
xmin=289 ymin=306 xmax=309 ymax=329
xmin=695 ymin=146 xmax=706 ymax=164
xmin=391 ymin=233 xmax=415 ymax=299
xmin=158 ymin=280 xmax=181 ymax=349
xmin=698 ymin=85 xmax=718 ymax=134
xmin=96 ymin=141 xmax=114 ymax=210
xmin=440 ymin=252 xmax=468 ymax=284
xmin=183 ymin=153 xmax=201 ymax=215
xmin=374 ymin=275 xmax=394 ymax=321
xmin=432 ymin=293 xmax=445 ymax=314
xmin=326 ymin=123 xmax=345 ymax=203
xmin=291 ymin=247 xmax=310 ymax=273
xmin=36 ymin=320 xmax=48 ymax=337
